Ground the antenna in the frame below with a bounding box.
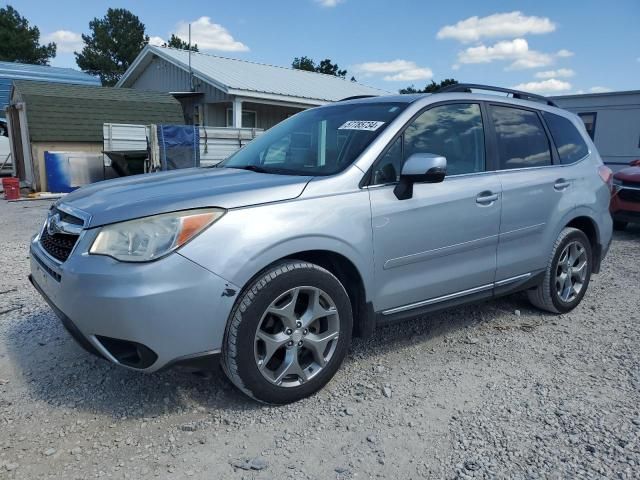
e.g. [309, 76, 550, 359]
[188, 23, 193, 92]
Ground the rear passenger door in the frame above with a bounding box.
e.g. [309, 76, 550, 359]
[489, 104, 577, 282]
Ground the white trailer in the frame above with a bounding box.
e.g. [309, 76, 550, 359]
[103, 123, 263, 171]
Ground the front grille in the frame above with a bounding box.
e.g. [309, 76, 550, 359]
[619, 188, 640, 203]
[40, 228, 79, 262]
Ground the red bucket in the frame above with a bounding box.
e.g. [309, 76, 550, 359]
[2, 177, 20, 200]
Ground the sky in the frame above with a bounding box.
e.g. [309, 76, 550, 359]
[7, 0, 640, 95]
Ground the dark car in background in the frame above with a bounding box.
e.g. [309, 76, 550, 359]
[611, 159, 640, 230]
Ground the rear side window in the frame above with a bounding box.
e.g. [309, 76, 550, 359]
[490, 105, 551, 170]
[542, 112, 589, 164]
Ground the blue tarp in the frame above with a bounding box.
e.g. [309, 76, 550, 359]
[157, 125, 200, 170]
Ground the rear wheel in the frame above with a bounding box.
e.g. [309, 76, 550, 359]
[613, 220, 628, 231]
[221, 261, 352, 404]
[527, 227, 592, 314]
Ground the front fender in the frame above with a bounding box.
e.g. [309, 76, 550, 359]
[178, 191, 374, 300]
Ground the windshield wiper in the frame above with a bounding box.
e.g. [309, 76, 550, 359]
[225, 165, 272, 173]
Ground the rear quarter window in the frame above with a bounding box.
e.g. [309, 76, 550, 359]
[542, 112, 589, 164]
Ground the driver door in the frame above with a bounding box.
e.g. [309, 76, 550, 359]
[368, 102, 501, 314]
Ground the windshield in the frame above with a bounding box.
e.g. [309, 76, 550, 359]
[218, 102, 407, 176]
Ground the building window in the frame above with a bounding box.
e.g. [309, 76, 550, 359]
[226, 109, 257, 128]
[578, 112, 597, 140]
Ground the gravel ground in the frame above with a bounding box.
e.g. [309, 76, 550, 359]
[0, 199, 639, 480]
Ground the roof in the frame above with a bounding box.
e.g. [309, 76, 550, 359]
[551, 89, 640, 100]
[117, 45, 389, 105]
[0, 61, 100, 113]
[12, 80, 185, 142]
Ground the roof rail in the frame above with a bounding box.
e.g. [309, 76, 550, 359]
[436, 83, 558, 107]
[338, 95, 378, 102]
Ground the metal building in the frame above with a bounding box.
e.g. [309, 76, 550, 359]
[116, 45, 388, 129]
[0, 61, 100, 115]
[553, 90, 640, 172]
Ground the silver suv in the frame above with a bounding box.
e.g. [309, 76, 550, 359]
[30, 84, 613, 404]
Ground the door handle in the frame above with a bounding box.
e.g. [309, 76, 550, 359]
[554, 179, 571, 191]
[476, 191, 499, 205]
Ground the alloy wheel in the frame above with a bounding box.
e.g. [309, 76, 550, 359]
[254, 286, 340, 387]
[555, 240, 588, 303]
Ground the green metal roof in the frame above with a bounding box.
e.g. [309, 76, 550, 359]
[13, 80, 184, 142]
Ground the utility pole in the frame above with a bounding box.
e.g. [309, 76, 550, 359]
[188, 23, 194, 92]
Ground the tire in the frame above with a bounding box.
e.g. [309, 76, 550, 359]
[613, 220, 628, 231]
[221, 260, 353, 404]
[527, 227, 593, 314]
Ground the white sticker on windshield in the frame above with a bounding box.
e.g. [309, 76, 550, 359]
[338, 120, 385, 131]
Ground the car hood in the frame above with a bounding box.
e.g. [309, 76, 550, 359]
[614, 165, 640, 184]
[59, 168, 312, 228]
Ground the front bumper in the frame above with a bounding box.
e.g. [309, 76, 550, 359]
[29, 237, 239, 372]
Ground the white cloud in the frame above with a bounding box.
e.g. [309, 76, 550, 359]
[457, 38, 553, 70]
[353, 60, 433, 82]
[43, 30, 83, 53]
[354, 60, 417, 74]
[315, 0, 343, 6]
[556, 49, 574, 57]
[174, 17, 248, 52]
[384, 68, 433, 82]
[437, 11, 555, 43]
[148, 36, 165, 47]
[512, 78, 572, 93]
[589, 86, 611, 93]
[535, 68, 574, 79]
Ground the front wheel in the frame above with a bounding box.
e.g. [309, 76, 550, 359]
[527, 227, 592, 314]
[221, 261, 353, 404]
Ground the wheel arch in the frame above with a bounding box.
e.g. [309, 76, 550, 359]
[236, 248, 375, 339]
[562, 213, 602, 273]
[281, 250, 374, 339]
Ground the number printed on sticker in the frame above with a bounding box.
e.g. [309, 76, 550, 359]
[338, 120, 385, 131]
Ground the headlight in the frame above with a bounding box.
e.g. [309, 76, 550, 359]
[90, 208, 225, 262]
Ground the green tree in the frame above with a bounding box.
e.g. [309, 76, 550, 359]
[0, 5, 56, 64]
[165, 34, 198, 52]
[400, 78, 458, 94]
[76, 8, 149, 86]
[315, 58, 347, 78]
[292, 56, 349, 79]
[292, 56, 316, 72]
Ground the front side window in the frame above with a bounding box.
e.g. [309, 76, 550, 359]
[220, 102, 408, 176]
[372, 103, 485, 183]
[578, 112, 597, 140]
[542, 112, 589, 164]
[491, 105, 551, 170]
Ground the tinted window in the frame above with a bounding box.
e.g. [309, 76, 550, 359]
[371, 103, 485, 184]
[372, 136, 402, 184]
[543, 112, 589, 164]
[404, 104, 485, 176]
[491, 106, 551, 169]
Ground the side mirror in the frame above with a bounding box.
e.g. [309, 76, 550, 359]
[394, 153, 447, 200]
